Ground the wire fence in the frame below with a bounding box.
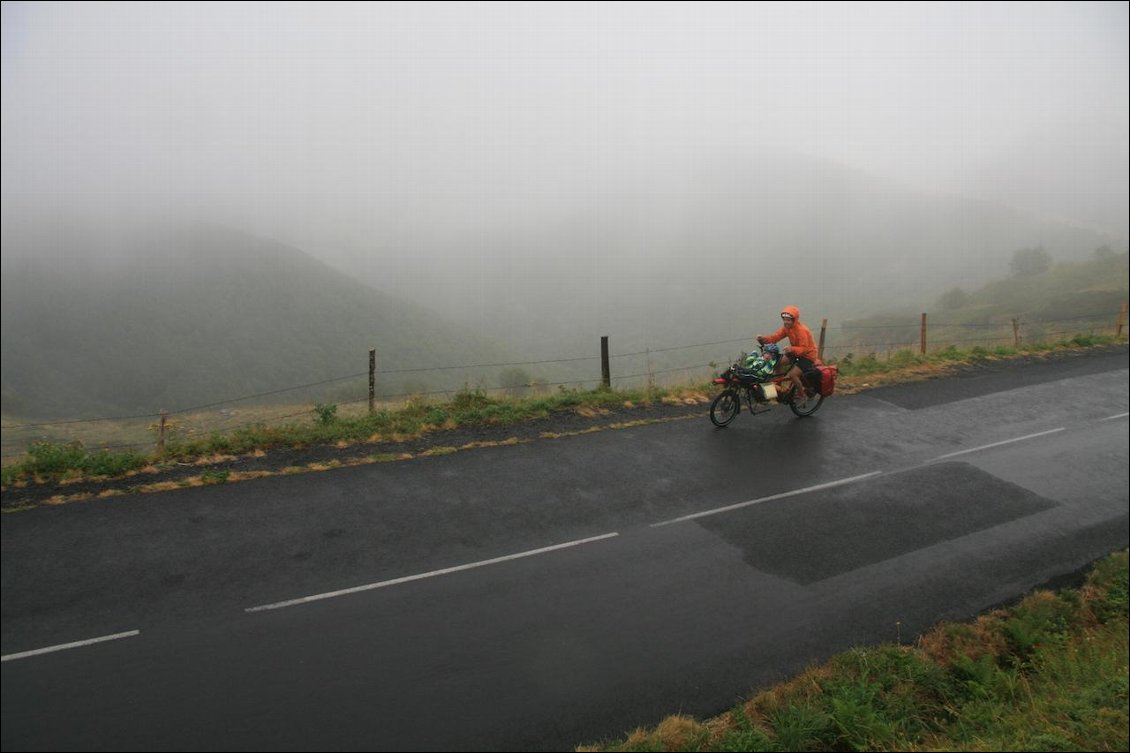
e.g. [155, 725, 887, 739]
[2, 306, 1125, 461]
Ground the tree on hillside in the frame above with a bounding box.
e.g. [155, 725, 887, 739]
[937, 287, 969, 310]
[499, 367, 531, 397]
[1010, 246, 1052, 277]
[402, 379, 430, 398]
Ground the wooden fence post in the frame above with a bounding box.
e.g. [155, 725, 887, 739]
[920, 313, 927, 355]
[1012, 318, 1021, 347]
[368, 348, 376, 414]
[1118, 303, 1127, 338]
[157, 409, 168, 454]
[818, 318, 827, 360]
[600, 336, 611, 389]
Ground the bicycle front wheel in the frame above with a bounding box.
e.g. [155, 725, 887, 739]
[710, 389, 740, 427]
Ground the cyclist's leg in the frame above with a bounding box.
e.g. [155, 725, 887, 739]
[789, 354, 817, 397]
[786, 363, 806, 396]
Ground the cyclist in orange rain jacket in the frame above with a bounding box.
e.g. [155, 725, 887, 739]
[757, 305, 818, 404]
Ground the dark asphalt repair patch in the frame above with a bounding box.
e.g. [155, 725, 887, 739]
[697, 462, 1059, 584]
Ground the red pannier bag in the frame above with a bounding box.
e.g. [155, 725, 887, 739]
[818, 364, 839, 396]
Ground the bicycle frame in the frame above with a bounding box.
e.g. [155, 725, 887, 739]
[709, 347, 825, 425]
[719, 369, 795, 412]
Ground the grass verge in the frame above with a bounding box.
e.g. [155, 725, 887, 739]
[1, 336, 1124, 490]
[0, 384, 711, 489]
[833, 334, 1122, 379]
[577, 549, 1129, 752]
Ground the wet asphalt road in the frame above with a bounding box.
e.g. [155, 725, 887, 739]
[2, 346, 1127, 751]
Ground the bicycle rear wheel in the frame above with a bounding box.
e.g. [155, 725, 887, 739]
[789, 390, 824, 417]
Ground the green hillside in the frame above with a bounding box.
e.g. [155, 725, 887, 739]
[0, 220, 515, 419]
[832, 249, 1129, 355]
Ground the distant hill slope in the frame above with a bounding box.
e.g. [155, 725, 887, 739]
[1, 220, 515, 419]
[369, 151, 1125, 360]
[833, 250, 1129, 352]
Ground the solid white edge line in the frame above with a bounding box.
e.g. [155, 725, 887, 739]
[246, 532, 620, 612]
[932, 427, 1066, 461]
[650, 471, 883, 527]
[1101, 412, 1129, 421]
[1, 630, 140, 663]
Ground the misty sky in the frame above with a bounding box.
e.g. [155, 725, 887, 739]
[3, 1, 1128, 257]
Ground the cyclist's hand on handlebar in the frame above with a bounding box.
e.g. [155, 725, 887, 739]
[756, 335, 766, 344]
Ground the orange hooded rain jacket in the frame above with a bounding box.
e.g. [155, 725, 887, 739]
[762, 305, 818, 361]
